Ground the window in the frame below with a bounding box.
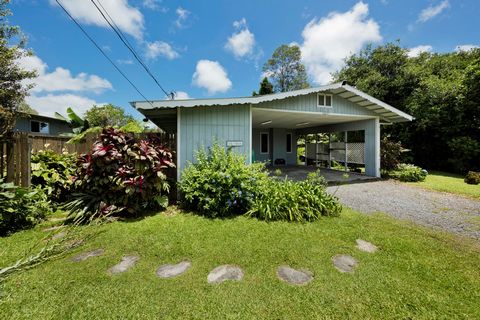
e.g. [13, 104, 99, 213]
[318, 93, 333, 107]
[286, 133, 292, 153]
[260, 132, 269, 154]
[30, 120, 49, 134]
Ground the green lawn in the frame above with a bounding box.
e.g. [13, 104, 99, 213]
[1, 208, 479, 319]
[406, 170, 480, 199]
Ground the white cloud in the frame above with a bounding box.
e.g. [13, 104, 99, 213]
[225, 18, 256, 58]
[50, 0, 144, 39]
[418, 0, 450, 23]
[142, 0, 168, 12]
[455, 44, 479, 52]
[300, 1, 381, 84]
[25, 94, 103, 117]
[173, 91, 191, 100]
[174, 7, 190, 29]
[192, 60, 232, 95]
[407, 45, 433, 57]
[18, 53, 112, 94]
[145, 41, 179, 60]
[117, 58, 134, 65]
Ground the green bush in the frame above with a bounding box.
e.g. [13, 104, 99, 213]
[65, 128, 174, 222]
[381, 137, 402, 172]
[31, 147, 76, 202]
[179, 143, 269, 218]
[464, 171, 480, 185]
[0, 180, 51, 236]
[389, 163, 428, 182]
[247, 172, 341, 222]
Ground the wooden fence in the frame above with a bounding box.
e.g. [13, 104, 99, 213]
[1, 132, 177, 188]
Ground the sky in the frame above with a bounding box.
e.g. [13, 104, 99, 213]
[10, 0, 480, 119]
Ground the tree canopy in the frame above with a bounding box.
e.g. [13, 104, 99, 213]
[334, 42, 480, 173]
[0, 0, 36, 136]
[252, 77, 274, 96]
[263, 44, 309, 92]
[84, 104, 136, 128]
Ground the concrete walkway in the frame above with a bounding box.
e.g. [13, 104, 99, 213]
[269, 166, 376, 184]
[327, 180, 480, 240]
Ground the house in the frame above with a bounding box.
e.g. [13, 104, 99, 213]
[14, 113, 72, 136]
[131, 82, 413, 179]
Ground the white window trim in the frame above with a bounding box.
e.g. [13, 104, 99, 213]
[317, 93, 333, 108]
[286, 132, 292, 153]
[30, 120, 50, 134]
[260, 132, 269, 154]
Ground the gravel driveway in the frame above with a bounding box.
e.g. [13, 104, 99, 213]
[327, 180, 480, 239]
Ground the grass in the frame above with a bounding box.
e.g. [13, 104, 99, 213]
[405, 170, 480, 199]
[1, 207, 480, 319]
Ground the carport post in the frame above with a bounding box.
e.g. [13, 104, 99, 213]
[328, 133, 331, 168]
[344, 131, 348, 172]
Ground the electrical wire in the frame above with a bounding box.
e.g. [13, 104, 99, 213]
[90, 0, 173, 99]
[53, 0, 155, 108]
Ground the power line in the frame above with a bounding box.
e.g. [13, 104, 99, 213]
[53, 0, 155, 108]
[90, 0, 173, 99]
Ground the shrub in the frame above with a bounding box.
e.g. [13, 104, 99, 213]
[66, 128, 174, 222]
[464, 171, 480, 185]
[179, 143, 269, 218]
[247, 172, 341, 222]
[31, 147, 76, 202]
[381, 137, 402, 172]
[389, 163, 428, 182]
[0, 180, 50, 236]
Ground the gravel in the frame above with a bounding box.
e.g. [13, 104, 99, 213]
[327, 180, 480, 240]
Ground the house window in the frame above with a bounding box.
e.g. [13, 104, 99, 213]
[318, 93, 333, 107]
[260, 132, 269, 154]
[30, 120, 49, 134]
[286, 133, 292, 153]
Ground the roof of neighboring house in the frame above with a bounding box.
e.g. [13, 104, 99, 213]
[131, 82, 413, 123]
[18, 112, 69, 123]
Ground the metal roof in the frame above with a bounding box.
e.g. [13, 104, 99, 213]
[131, 82, 413, 123]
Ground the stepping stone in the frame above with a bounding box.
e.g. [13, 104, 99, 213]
[108, 255, 140, 275]
[156, 261, 191, 278]
[356, 239, 378, 253]
[48, 217, 66, 222]
[332, 254, 358, 273]
[44, 231, 67, 242]
[71, 248, 105, 262]
[277, 265, 313, 286]
[207, 265, 244, 284]
[43, 225, 64, 232]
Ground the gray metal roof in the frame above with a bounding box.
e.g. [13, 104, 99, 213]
[131, 82, 413, 123]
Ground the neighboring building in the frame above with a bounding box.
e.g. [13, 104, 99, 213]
[131, 82, 413, 179]
[14, 113, 73, 136]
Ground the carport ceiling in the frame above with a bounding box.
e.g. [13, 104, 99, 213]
[252, 108, 374, 129]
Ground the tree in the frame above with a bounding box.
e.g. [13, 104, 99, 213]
[333, 42, 480, 173]
[0, 0, 36, 136]
[252, 77, 274, 96]
[263, 44, 309, 92]
[84, 104, 135, 128]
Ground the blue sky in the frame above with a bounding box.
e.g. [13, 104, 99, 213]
[12, 0, 479, 119]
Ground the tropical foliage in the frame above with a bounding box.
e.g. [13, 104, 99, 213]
[0, 180, 50, 236]
[31, 147, 76, 202]
[84, 104, 138, 128]
[388, 164, 428, 182]
[464, 171, 480, 185]
[65, 128, 174, 222]
[334, 42, 480, 174]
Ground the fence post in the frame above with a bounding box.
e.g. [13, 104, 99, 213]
[6, 140, 14, 183]
[20, 133, 31, 187]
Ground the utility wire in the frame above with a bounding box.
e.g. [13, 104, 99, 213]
[90, 0, 173, 99]
[54, 0, 155, 108]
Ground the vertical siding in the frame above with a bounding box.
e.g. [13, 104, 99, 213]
[252, 128, 297, 165]
[255, 92, 378, 117]
[179, 105, 251, 173]
[14, 116, 72, 135]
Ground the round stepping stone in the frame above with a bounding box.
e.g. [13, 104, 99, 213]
[156, 261, 191, 278]
[356, 239, 378, 253]
[71, 248, 105, 262]
[277, 265, 313, 286]
[332, 254, 358, 273]
[207, 265, 244, 284]
[108, 255, 140, 275]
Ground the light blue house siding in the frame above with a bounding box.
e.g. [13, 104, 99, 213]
[255, 93, 379, 117]
[252, 128, 297, 165]
[14, 115, 72, 136]
[178, 105, 251, 178]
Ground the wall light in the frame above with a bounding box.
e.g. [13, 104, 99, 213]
[261, 120, 272, 125]
[295, 122, 310, 126]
